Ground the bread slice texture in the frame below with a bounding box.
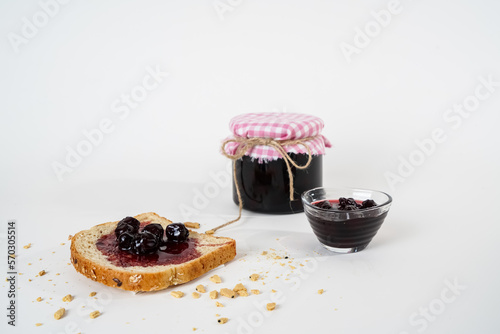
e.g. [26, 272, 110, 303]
[70, 212, 236, 292]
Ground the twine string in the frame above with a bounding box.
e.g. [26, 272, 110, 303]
[206, 136, 316, 234]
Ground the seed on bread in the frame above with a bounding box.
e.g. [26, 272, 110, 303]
[112, 278, 122, 287]
[210, 275, 222, 284]
[54, 308, 65, 320]
[196, 285, 206, 293]
[209, 290, 218, 299]
[170, 291, 184, 298]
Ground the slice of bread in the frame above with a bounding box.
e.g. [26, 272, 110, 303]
[70, 212, 236, 292]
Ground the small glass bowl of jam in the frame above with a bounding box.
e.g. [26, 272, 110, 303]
[301, 187, 392, 253]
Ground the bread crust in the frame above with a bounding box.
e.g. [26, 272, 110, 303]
[70, 212, 236, 292]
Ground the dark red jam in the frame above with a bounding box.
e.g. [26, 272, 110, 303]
[233, 153, 322, 214]
[306, 199, 388, 252]
[96, 232, 201, 268]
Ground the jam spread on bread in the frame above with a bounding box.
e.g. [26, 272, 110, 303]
[96, 233, 200, 267]
[96, 218, 200, 267]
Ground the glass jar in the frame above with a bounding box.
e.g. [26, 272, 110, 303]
[233, 153, 323, 214]
[223, 112, 330, 214]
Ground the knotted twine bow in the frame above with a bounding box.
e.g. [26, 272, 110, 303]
[206, 136, 317, 234]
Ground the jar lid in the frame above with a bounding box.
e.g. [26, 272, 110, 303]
[223, 112, 331, 162]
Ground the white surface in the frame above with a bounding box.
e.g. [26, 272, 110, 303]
[1, 1, 500, 333]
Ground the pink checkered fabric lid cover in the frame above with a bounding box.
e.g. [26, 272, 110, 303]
[223, 112, 331, 162]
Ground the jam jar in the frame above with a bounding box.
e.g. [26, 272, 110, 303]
[222, 112, 331, 214]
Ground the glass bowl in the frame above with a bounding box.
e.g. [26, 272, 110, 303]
[301, 187, 392, 253]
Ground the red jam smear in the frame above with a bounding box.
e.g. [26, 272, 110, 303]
[96, 232, 201, 268]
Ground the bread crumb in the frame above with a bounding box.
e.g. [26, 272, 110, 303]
[237, 290, 249, 297]
[90, 310, 100, 319]
[68, 235, 73, 240]
[39, 270, 46, 276]
[233, 283, 246, 292]
[89, 292, 97, 297]
[184, 222, 200, 229]
[249, 274, 259, 281]
[196, 285, 206, 293]
[170, 291, 184, 298]
[318, 289, 324, 295]
[60, 243, 65, 246]
[36, 297, 42, 302]
[210, 275, 221, 284]
[206, 230, 215, 235]
[62, 294, 73, 302]
[271, 289, 277, 293]
[54, 308, 65, 320]
[251, 289, 260, 295]
[266, 303, 276, 311]
[23, 243, 31, 249]
[289, 265, 296, 270]
[215, 301, 224, 307]
[209, 290, 218, 299]
[193, 328, 197, 331]
[35, 323, 42, 326]
[192, 292, 201, 299]
[261, 251, 268, 255]
[220, 288, 235, 299]
[217, 317, 228, 324]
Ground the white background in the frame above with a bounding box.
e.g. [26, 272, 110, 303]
[1, 0, 500, 333]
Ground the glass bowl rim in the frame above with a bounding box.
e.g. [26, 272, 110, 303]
[301, 186, 393, 214]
